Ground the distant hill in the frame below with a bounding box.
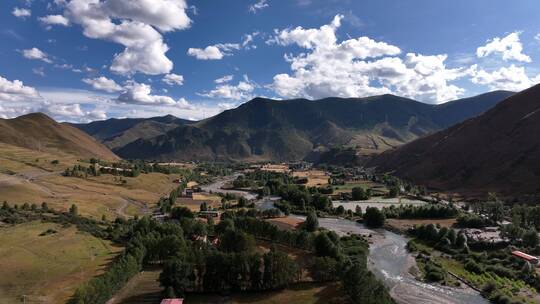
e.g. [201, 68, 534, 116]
[368, 85, 540, 197]
[0, 113, 119, 160]
[71, 115, 193, 150]
[104, 91, 512, 162]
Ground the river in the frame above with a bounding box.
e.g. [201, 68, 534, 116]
[201, 176, 489, 304]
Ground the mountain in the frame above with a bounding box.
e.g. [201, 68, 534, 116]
[368, 85, 540, 197]
[0, 113, 119, 160]
[72, 115, 192, 150]
[109, 91, 512, 162]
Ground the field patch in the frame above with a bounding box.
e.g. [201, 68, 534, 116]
[0, 221, 120, 304]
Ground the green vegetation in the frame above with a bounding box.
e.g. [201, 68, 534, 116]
[363, 207, 385, 228]
[408, 224, 540, 303]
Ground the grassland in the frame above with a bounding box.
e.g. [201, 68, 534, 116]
[186, 282, 349, 304]
[0, 221, 121, 304]
[0, 143, 182, 219]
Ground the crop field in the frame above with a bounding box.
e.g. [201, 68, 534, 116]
[292, 170, 329, 187]
[0, 221, 121, 304]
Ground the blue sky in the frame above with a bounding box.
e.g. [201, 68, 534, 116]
[2, 0, 540, 122]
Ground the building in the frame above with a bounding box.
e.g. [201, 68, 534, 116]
[160, 299, 183, 304]
[512, 251, 539, 265]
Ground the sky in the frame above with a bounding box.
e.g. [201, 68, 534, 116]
[2, 0, 540, 122]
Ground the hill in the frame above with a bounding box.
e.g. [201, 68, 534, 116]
[71, 115, 192, 150]
[110, 91, 512, 162]
[368, 85, 540, 197]
[0, 113, 119, 160]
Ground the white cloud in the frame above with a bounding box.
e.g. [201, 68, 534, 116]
[39, 15, 70, 26]
[60, 0, 192, 75]
[0, 76, 41, 103]
[32, 67, 46, 77]
[117, 81, 193, 108]
[476, 32, 531, 63]
[22, 48, 52, 63]
[470, 64, 540, 91]
[187, 43, 241, 60]
[200, 75, 255, 101]
[45, 103, 85, 117]
[163, 73, 184, 86]
[82, 76, 123, 93]
[269, 15, 467, 103]
[242, 32, 260, 50]
[12, 7, 31, 18]
[249, 0, 269, 13]
[215, 75, 234, 84]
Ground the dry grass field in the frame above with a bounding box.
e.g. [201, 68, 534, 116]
[386, 218, 457, 231]
[0, 221, 121, 304]
[292, 170, 329, 187]
[186, 282, 349, 304]
[109, 267, 162, 304]
[265, 217, 303, 231]
[0, 143, 182, 219]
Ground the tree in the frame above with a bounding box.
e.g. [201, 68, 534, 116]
[160, 257, 193, 297]
[355, 205, 363, 217]
[364, 207, 385, 228]
[305, 211, 319, 232]
[314, 233, 339, 258]
[170, 207, 194, 219]
[238, 197, 248, 208]
[388, 186, 399, 198]
[522, 229, 539, 248]
[352, 187, 370, 200]
[69, 204, 78, 217]
[219, 229, 255, 253]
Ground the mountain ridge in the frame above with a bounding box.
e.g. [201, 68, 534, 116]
[103, 91, 513, 161]
[367, 85, 540, 197]
[0, 113, 119, 160]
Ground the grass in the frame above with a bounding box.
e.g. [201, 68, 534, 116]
[109, 267, 162, 304]
[0, 221, 121, 304]
[0, 144, 182, 219]
[186, 282, 349, 304]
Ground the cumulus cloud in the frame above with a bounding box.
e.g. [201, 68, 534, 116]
[39, 15, 70, 26]
[12, 7, 31, 18]
[188, 34, 259, 60]
[82, 76, 123, 93]
[476, 32, 531, 62]
[187, 43, 241, 60]
[117, 81, 193, 108]
[200, 75, 255, 101]
[162, 73, 184, 86]
[470, 64, 540, 91]
[45, 103, 85, 117]
[22, 48, 52, 63]
[249, 0, 269, 13]
[215, 75, 234, 84]
[0, 76, 41, 103]
[269, 15, 467, 103]
[0, 75, 43, 119]
[58, 0, 192, 75]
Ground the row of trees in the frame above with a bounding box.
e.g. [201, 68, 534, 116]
[382, 204, 459, 219]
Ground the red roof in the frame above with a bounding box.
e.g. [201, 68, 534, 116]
[512, 251, 538, 262]
[161, 299, 183, 304]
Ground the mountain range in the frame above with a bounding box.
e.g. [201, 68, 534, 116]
[73, 91, 513, 162]
[368, 85, 540, 197]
